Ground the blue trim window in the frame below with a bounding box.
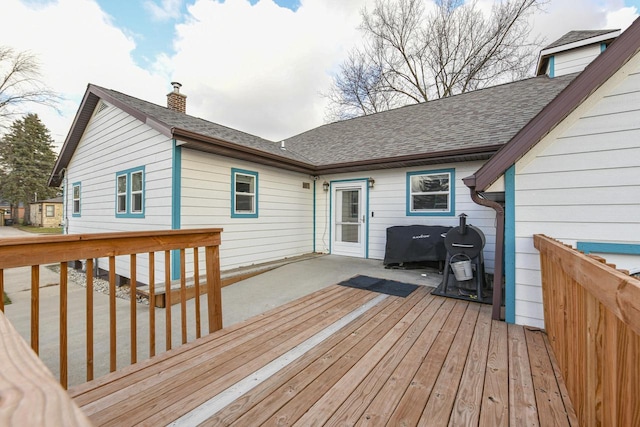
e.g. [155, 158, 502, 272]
[231, 168, 258, 218]
[115, 166, 145, 218]
[72, 182, 81, 217]
[406, 168, 455, 216]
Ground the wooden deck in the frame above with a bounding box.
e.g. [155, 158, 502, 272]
[68, 284, 577, 426]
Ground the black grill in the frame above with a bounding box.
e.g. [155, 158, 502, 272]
[432, 214, 490, 303]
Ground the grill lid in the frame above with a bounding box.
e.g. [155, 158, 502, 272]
[444, 214, 486, 259]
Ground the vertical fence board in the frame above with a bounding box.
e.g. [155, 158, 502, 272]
[164, 250, 172, 351]
[180, 249, 187, 345]
[130, 254, 137, 365]
[193, 248, 201, 339]
[60, 262, 68, 389]
[205, 245, 222, 333]
[109, 256, 116, 373]
[86, 258, 94, 382]
[31, 266, 39, 354]
[148, 252, 155, 358]
[0, 269, 4, 312]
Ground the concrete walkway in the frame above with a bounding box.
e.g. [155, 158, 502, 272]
[0, 226, 443, 387]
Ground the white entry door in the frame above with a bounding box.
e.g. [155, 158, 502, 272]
[332, 181, 367, 258]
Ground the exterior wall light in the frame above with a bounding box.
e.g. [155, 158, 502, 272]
[368, 178, 375, 189]
[323, 181, 330, 192]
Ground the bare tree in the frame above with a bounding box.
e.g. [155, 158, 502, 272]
[326, 0, 546, 120]
[325, 49, 402, 121]
[0, 46, 60, 128]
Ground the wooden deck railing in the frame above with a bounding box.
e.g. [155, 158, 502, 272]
[0, 228, 223, 389]
[534, 234, 640, 427]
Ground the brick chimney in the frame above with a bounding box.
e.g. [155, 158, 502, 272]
[167, 82, 187, 113]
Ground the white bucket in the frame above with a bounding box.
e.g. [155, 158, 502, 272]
[450, 254, 473, 281]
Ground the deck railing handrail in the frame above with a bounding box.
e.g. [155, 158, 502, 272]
[0, 228, 223, 390]
[534, 234, 640, 427]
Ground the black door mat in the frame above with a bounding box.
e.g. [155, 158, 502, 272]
[338, 275, 419, 298]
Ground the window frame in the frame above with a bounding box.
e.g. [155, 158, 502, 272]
[115, 166, 145, 218]
[45, 205, 55, 217]
[72, 182, 81, 217]
[406, 168, 455, 216]
[231, 168, 259, 218]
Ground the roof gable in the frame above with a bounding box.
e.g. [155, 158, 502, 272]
[466, 17, 640, 192]
[543, 29, 619, 51]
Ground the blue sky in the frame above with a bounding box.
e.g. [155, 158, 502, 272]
[3, 0, 640, 144]
[96, 0, 300, 68]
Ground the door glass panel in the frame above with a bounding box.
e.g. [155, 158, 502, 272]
[338, 189, 360, 243]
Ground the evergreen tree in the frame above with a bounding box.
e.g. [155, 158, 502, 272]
[0, 114, 58, 223]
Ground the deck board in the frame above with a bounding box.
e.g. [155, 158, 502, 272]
[69, 284, 576, 426]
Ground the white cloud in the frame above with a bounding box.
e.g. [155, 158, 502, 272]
[0, 0, 638, 145]
[1, 0, 168, 142]
[531, 0, 637, 47]
[163, 0, 368, 140]
[144, 0, 184, 22]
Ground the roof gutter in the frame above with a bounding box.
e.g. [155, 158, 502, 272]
[464, 177, 504, 320]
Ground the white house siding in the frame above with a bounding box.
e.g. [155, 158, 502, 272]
[317, 161, 497, 272]
[64, 101, 174, 284]
[554, 44, 601, 77]
[513, 52, 640, 328]
[180, 149, 314, 271]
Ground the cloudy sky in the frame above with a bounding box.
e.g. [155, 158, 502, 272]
[2, 0, 639, 147]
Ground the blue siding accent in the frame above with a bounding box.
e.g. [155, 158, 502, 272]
[313, 180, 316, 253]
[114, 166, 145, 218]
[366, 184, 370, 259]
[406, 168, 456, 216]
[172, 141, 181, 231]
[231, 168, 259, 219]
[171, 140, 182, 280]
[549, 56, 555, 78]
[504, 165, 516, 324]
[577, 242, 640, 256]
[72, 182, 81, 217]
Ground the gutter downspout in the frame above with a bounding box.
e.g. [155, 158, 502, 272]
[468, 186, 504, 321]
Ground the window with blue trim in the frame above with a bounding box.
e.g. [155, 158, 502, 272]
[231, 168, 258, 218]
[72, 182, 81, 217]
[115, 167, 145, 218]
[406, 169, 455, 216]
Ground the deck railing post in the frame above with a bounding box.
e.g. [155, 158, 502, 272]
[130, 254, 137, 364]
[149, 251, 156, 358]
[0, 269, 4, 312]
[205, 245, 222, 333]
[60, 261, 68, 389]
[164, 250, 172, 351]
[31, 265, 39, 354]
[86, 258, 94, 382]
[109, 256, 116, 373]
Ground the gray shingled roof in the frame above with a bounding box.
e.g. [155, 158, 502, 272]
[283, 74, 575, 165]
[51, 73, 576, 187]
[544, 29, 618, 50]
[98, 87, 312, 164]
